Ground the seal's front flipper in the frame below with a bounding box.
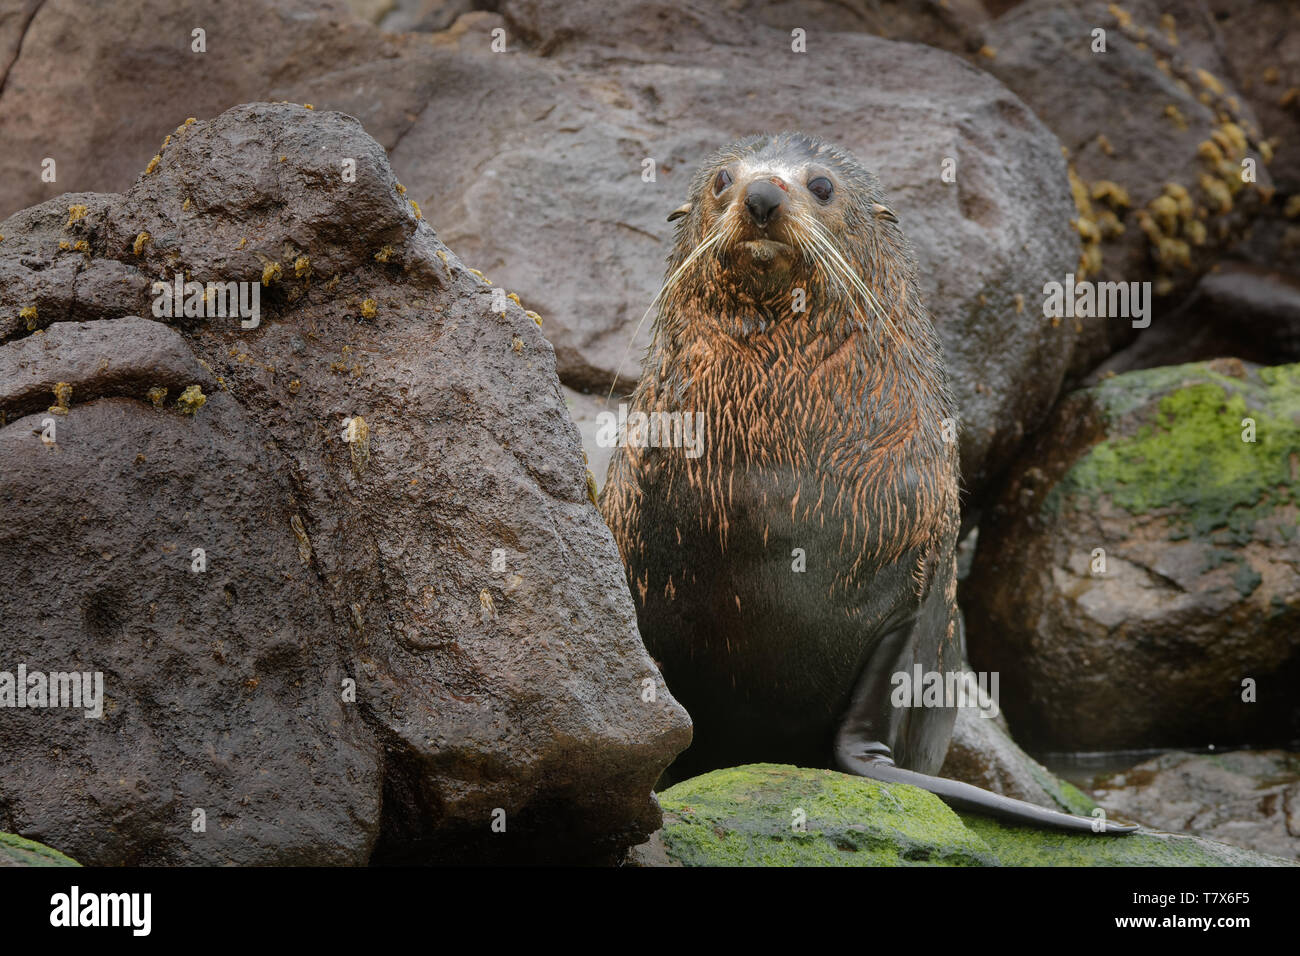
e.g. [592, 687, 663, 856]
[835, 746, 1139, 834]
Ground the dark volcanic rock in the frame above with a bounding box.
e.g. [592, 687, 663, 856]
[965, 358, 1300, 753]
[0, 102, 690, 865]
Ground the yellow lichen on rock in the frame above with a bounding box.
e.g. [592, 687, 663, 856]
[1197, 138, 1225, 164]
[175, 384, 206, 415]
[290, 514, 312, 563]
[1198, 174, 1233, 213]
[1090, 180, 1130, 209]
[360, 298, 377, 319]
[294, 255, 311, 279]
[144, 154, 161, 175]
[132, 231, 151, 255]
[1196, 69, 1224, 96]
[261, 261, 282, 285]
[49, 382, 72, 415]
[19, 305, 38, 330]
[1067, 165, 1103, 280]
[345, 415, 370, 476]
[1096, 210, 1125, 238]
[65, 205, 88, 228]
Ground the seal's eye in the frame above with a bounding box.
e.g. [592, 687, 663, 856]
[713, 169, 733, 196]
[807, 177, 834, 202]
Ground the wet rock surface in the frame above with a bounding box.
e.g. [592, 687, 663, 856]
[1091, 750, 1300, 862]
[0, 102, 690, 865]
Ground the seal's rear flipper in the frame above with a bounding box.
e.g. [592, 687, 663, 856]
[835, 748, 1139, 834]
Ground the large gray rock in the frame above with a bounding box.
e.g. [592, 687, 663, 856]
[394, 19, 1083, 498]
[0, 0, 440, 219]
[0, 102, 690, 865]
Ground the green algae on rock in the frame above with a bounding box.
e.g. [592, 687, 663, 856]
[1050, 360, 1300, 543]
[966, 358, 1300, 752]
[652, 764, 998, 867]
[0, 833, 80, 867]
[959, 815, 1294, 867]
[638, 765, 1297, 867]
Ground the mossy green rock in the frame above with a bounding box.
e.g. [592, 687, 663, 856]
[1049, 360, 1300, 543]
[961, 815, 1293, 866]
[0, 833, 80, 867]
[646, 765, 1296, 866]
[653, 764, 997, 866]
[965, 358, 1300, 752]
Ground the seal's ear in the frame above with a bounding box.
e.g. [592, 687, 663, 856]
[667, 202, 693, 223]
[872, 203, 898, 223]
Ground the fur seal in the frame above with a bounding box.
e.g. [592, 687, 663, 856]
[601, 132, 1135, 833]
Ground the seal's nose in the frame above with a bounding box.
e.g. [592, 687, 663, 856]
[744, 181, 786, 227]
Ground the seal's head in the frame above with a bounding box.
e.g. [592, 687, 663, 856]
[665, 132, 901, 302]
